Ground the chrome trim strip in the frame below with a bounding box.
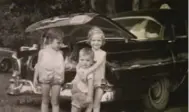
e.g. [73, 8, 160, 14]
[112, 16, 162, 26]
[77, 37, 125, 43]
[12, 57, 21, 75]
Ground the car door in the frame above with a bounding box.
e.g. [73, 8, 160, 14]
[169, 18, 188, 81]
[111, 17, 174, 99]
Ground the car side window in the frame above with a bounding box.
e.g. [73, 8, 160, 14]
[114, 18, 162, 41]
[90, 17, 126, 39]
[145, 20, 161, 40]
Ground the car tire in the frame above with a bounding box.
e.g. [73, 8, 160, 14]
[0, 59, 11, 72]
[143, 78, 170, 111]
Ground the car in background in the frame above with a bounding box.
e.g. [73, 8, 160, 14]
[111, 9, 188, 110]
[9, 9, 188, 111]
[0, 46, 17, 72]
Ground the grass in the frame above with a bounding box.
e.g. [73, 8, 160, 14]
[0, 73, 187, 112]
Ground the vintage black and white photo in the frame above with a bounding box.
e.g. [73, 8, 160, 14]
[0, 0, 188, 112]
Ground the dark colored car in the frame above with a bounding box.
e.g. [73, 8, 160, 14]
[10, 9, 188, 111]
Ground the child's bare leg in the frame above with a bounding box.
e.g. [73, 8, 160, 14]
[51, 85, 61, 112]
[71, 105, 81, 112]
[85, 103, 93, 112]
[41, 84, 51, 112]
[93, 87, 104, 112]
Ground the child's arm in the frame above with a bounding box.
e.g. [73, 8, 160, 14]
[55, 51, 65, 81]
[33, 50, 43, 85]
[87, 74, 94, 102]
[75, 62, 82, 73]
[33, 69, 39, 86]
[85, 52, 106, 75]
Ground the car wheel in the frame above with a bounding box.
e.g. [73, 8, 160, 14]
[0, 59, 11, 72]
[143, 78, 170, 111]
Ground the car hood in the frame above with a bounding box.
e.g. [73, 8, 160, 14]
[0, 48, 14, 53]
[0, 47, 15, 58]
[25, 13, 135, 43]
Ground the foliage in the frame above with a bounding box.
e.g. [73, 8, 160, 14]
[0, 0, 90, 50]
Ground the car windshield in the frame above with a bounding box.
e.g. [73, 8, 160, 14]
[114, 18, 162, 40]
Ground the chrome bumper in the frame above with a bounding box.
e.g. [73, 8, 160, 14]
[7, 79, 116, 103]
[11, 56, 21, 76]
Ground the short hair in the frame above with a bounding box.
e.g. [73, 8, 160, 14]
[79, 47, 94, 60]
[44, 27, 64, 44]
[87, 26, 106, 45]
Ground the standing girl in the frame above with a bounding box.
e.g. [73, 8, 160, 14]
[84, 26, 106, 112]
[33, 28, 65, 112]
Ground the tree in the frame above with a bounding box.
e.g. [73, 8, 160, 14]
[106, 0, 116, 17]
[90, 0, 116, 16]
[0, 0, 91, 49]
[132, 0, 140, 11]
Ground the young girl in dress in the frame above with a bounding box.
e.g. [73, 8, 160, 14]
[33, 28, 65, 112]
[83, 26, 106, 112]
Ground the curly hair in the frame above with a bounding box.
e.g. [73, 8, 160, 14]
[44, 27, 64, 45]
[87, 26, 106, 46]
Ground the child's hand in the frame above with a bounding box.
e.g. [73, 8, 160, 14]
[83, 70, 89, 75]
[54, 71, 64, 82]
[65, 82, 73, 89]
[33, 78, 38, 87]
[85, 96, 93, 104]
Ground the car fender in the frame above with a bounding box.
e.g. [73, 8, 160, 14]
[0, 57, 12, 63]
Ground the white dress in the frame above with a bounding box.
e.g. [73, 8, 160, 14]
[93, 49, 106, 87]
[37, 47, 65, 84]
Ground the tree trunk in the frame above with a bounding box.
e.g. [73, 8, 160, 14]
[140, 0, 152, 9]
[90, 0, 96, 11]
[132, 0, 153, 10]
[132, 0, 140, 11]
[106, 0, 116, 17]
[90, 0, 116, 16]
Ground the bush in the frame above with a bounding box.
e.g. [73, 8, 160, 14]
[0, 0, 90, 50]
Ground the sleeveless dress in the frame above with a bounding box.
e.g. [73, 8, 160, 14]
[93, 49, 106, 87]
[37, 47, 65, 85]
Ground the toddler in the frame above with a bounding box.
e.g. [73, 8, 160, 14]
[71, 47, 94, 112]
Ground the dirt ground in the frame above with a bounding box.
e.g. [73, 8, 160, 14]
[0, 73, 74, 112]
[0, 73, 41, 112]
[0, 73, 187, 112]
